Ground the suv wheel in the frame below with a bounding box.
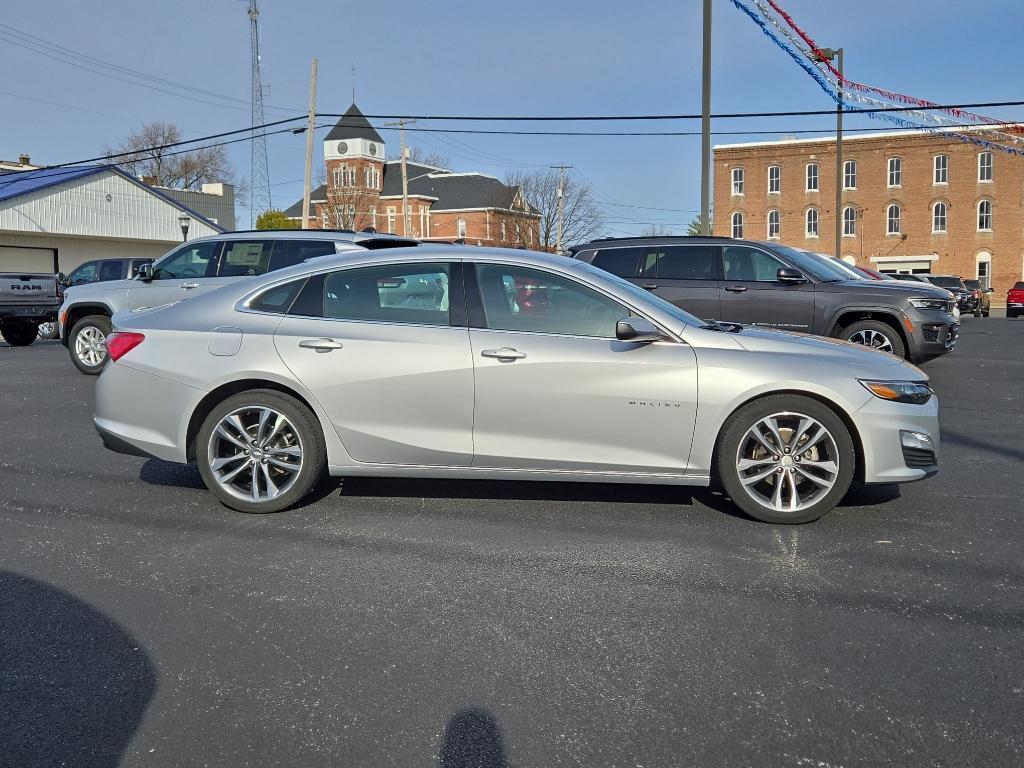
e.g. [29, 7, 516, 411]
[841, 319, 906, 359]
[1, 322, 39, 347]
[69, 315, 112, 375]
[716, 395, 856, 524]
[37, 321, 58, 340]
[196, 390, 326, 514]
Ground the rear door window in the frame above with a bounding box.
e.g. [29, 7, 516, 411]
[97, 259, 126, 282]
[269, 240, 338, 271]
[643, 245, 720, 280]
[218, 240, 275, 277]
[591, 247, 641, 278]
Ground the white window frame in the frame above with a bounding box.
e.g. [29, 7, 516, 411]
[370, 205, 377, 229]
[978, 151, 993, 183]
[731, 167, 745, 196]
[978, 199, 993, 231]
[457, 218, 467, 238]
[976, 251, 992, 290]
[731, 211, 744, 238]
[842, 206, 856, 237]
[932, 201, 947, 233]
[768, 164, 781, 194]
[805, 207, 819, 238]
[886, 203, 901, 235]
[386, 206, 396, 233]
[934, 154, 949, 185]
[332, 167, 342, 188]
[501, 219, 507, 241]
[887, 157, 902, 188]
[767, 209, 780, 239]
[806, 162, 819, 192]
[843, 159, 857, 190]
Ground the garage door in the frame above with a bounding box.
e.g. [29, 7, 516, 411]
[0, 245, 58, 273]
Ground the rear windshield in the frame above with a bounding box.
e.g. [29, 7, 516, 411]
[1014, 282, 1024, 290]
[928, 276, 963, 288]
[963, 280, 981, 289]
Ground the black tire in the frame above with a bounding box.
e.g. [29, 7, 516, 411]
[1008, 309, 1019, 319]
[195, 389, 326, 514]
[973, 308, 982, 318]
[1, 322, 38, 347]
[982, 308, 990, 317]
[68, 314, 112, 375]
[715, 394, 856, 524]
[841, 319, 907, 359]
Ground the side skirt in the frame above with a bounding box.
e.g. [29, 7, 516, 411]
[327, 463, 710, 487]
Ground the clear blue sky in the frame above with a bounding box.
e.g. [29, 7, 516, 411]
[3, 0, 1023, 234]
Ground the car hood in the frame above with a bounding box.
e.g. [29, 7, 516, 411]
[729, 326, 927, 379]
[65, 278, 135, 299]
[820, 279, 951, 298]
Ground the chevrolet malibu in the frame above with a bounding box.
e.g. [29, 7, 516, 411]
[94, 246, 939, 524]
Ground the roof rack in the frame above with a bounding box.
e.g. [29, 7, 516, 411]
[585, 235, 735, 244]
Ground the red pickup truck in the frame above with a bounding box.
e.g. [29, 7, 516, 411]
[1008, 282, 1024, 319]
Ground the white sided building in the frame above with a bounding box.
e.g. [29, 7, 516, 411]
[0, 164, 224, 274]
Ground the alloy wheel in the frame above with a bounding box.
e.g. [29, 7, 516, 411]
[735, 411, 840, 514]
[37, 322, 56, 339]
[75, 326, 107, 367]
[847, 328, 893, 353]
[207, 406, 304, 503]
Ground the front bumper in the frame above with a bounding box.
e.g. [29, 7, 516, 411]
[907, 313, 958, 357]
[855, 395, 941, 485]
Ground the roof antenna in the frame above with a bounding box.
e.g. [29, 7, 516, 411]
[351, 61, 356, 104]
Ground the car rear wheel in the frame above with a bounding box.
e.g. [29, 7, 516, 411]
[716, 395, 856, 524]
[196, 389, 326, 514]
[841, 319, 906, 359]
[69, 315, 112, 374]
[1, 321, 38, 347]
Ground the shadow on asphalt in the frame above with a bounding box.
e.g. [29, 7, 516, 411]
[438, 708, 507, 768]
[942, 428, 1024, 462]
[0, 571, 155, 767]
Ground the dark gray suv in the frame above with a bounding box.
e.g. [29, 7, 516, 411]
[570, 236, 958, 362]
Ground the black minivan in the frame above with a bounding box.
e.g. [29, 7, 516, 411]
[570, 236, 959, 362]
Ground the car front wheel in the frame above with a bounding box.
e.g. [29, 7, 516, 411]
[69, 315, 112, 374]
[716, 395, 856, 524]
[196, 389, 326, 514]
[841, 319, 906, 359]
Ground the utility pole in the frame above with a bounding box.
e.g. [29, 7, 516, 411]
[551, 163, 571, 253]
[385, 118, 417, 236]
[301, 58, 318, 229]
[700, 0, 712, 236]
[818, 47, 844, 260]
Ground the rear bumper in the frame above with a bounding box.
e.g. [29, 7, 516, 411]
[0, 305, 58, 323]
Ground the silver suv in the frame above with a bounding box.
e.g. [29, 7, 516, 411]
[58, 230, 415, 374]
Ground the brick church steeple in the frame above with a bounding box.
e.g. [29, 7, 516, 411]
[322, 103, 385, 230]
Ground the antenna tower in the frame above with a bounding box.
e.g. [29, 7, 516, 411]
[247, 0, 272, 225]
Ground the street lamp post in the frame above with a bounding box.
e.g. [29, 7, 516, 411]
[178, 213, 191, 242]
[817, 47, 844, 261]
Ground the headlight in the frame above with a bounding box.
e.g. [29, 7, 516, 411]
[859, 379, 933, 405]
[909, 298, 948, 310]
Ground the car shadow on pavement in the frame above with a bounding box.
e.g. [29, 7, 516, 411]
[438, 708, 507, 768]
[941, 428, 1024, 462]
[0, 570, 156, 767]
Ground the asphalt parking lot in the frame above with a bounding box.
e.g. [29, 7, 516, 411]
[1, 316, 1022, 767]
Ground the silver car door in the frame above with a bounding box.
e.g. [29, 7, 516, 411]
[273, 261, 474, 466]
[128, 240, 221, 309]
[469, 262, 699, 473]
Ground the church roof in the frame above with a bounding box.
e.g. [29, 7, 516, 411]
[324, 103, 384, 144]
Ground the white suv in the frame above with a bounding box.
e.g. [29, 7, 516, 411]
[59, 230, 415, 374]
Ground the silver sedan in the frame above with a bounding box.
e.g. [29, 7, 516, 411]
[94, 246, 939, 524]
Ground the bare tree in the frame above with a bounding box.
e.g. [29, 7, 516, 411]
[106, 121, 236, 190]
[641, 225, 675, 236]
[504, 169, 603, 251]
[387, 145, 451, 169]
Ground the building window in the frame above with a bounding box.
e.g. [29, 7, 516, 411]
[806, 163, 819, 191]
[805, 207, 819, 238]
[321, 210, 328, 228]
[978, 152, 993, 182]
[932, 201, 947, 233]
[731, 167, 744, 196]
[843, 160, 857, 189]
[347, 205, 356, 226]
[370, 206, 377, 230]
[886, 203, 901, 235]
[934, 154, 948, 184]
[420, 207, 427, 237]
[978, 199, 993, 231]
[501, 220, 507, 241]
[977, 251, 992, 290]
[888, 157, 902, 187]
[457, 218, 467, 238]
[386, 207, 396, 233]
[842, 206, 856, 237]
[731, 211, 744, 238]
[332, 167, 342, 188]
[768, 165, 781, 194]
[767, 209, 780, 239]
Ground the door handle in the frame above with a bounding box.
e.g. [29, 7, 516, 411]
[481, 347, 526, 361]
[179, 282, 201, 289]
[640, 283, 659, 290]
[724, 285, 748, 292]
[299, 338, 344, 353]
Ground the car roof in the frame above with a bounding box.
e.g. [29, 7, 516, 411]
[568, 235, 793, 253]
[179, 229, 419, 246]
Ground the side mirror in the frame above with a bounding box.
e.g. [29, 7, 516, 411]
[616, 316, 663, 343]
[777, 267, 807, 284]
[136, 263, 154, 282]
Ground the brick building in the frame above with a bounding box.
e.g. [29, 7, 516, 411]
[285, 104, 540, 246]
[712, 127, 1024, 301]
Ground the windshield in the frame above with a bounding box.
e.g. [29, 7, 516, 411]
[928, 276, 963, 289]
[767, 245, 852, 281]
[569, 260, 704, 326]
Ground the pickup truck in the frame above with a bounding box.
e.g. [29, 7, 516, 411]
[0, 273, 61, 346]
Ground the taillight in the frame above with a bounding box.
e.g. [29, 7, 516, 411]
[106, 332, 145, 361]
